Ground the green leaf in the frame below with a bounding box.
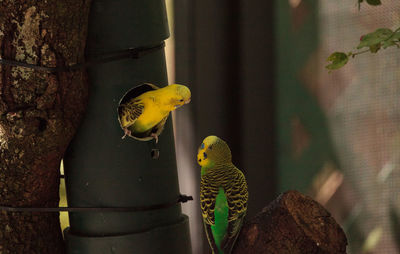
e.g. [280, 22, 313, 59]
[382, 40, 396, 49]
[369, 43, 381, 53]
[366, 0, 381, 5]
[326, 52, 349, 70]
[392, 29, 400, 40]
[382, 28, 400, 48]
[357, 28, 393, 49]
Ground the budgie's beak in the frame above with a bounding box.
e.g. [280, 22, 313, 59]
[185, 98, 191, 104]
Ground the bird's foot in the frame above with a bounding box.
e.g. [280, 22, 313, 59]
[122, 128, 131, 139]
[151, 133, 159, 143]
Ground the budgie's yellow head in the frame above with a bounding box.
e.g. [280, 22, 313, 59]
[197, 135, 232, 167]
[161, 84, 191, 110]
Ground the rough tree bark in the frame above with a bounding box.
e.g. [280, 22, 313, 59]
[233, 190, 348, 254]
[0, 1, 91, 253]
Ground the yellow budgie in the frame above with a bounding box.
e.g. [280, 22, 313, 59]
[118, 84, 191, 142]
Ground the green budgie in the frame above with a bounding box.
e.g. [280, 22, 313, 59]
[198, 135, 248, 254]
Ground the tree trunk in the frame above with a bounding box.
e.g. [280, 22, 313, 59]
[233, 190, 348, 254]
[0, 1, 91, 253]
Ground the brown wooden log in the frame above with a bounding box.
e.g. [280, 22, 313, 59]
[0, 1, 91, 253]
[233, 190, 347, 254]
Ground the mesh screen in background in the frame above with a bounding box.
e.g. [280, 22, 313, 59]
[319, 1, 400, 253]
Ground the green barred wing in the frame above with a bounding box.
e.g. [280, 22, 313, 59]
[200, 163, 248, 254]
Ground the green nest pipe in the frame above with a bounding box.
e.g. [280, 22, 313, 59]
[63, 0, 192, 253]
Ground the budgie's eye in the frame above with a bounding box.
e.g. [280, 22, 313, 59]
[200, 143, 205, 149]
[208, 145, 213, 150]
[179, 99, 184, 102]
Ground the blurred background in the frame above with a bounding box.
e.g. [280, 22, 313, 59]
[168, 0, 400, 254]
[58, 0, 400, 253]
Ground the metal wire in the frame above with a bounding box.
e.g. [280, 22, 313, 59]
[0, 194, 193, 213]
[0, 42, 165, 73]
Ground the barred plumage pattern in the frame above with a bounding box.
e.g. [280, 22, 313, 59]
[119, 99, 144, 128]
[200, 163, 248, 225]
